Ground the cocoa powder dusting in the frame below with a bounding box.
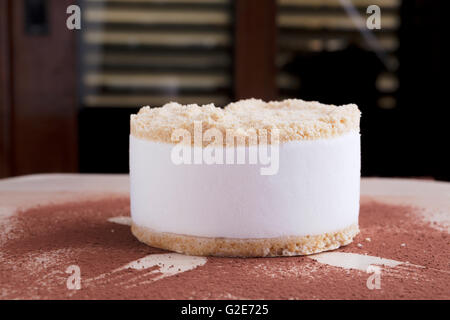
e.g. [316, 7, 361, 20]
[0, 196, 448, 299]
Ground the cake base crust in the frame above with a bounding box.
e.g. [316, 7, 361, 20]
[131, 223, 359, 257]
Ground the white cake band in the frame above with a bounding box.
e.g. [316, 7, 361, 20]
[130, 131, 360, 239]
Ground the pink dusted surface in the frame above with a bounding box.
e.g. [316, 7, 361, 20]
[0, 175, 448, 299]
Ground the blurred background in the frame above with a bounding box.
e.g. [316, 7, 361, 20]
[0, 0, 447, 180]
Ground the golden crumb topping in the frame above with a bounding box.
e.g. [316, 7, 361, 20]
[130, 98, 360, 146]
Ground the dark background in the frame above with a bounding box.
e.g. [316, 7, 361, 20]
[0, 0, 448, 180]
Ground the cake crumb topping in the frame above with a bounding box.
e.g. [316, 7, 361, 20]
[130, 98, 360, 145]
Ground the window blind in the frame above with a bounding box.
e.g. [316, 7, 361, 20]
[80, 0, 234, 108]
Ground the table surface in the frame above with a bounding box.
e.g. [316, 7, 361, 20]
[0, 174, 449, 299]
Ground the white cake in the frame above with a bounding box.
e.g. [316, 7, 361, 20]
[130, 98, 361, 257]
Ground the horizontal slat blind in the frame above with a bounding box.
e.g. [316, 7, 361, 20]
[80, 0, 233, 108]
[277, 0, 401, 109]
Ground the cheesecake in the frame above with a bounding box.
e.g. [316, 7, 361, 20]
[130, 99, 361, 257]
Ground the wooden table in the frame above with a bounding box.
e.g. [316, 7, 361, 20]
[0, 174, 448, 299]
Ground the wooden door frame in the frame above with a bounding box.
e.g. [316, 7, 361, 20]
[0, 0, 78, 177]
[0, 0, 13, 177]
